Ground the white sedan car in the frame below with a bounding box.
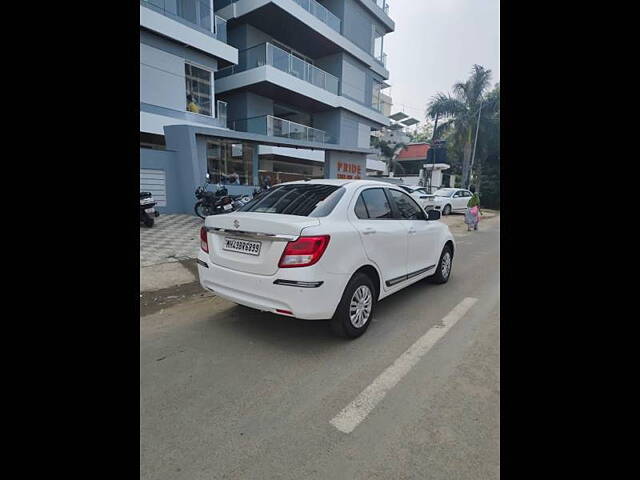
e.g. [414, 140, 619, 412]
[397, 185, 434, 210]
[197, 179, 455, 338]
[428, 188, 474, 215]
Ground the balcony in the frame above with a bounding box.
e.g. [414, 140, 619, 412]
[232, 115, 334, 144]
[374, 0, 390, 16]
[140, 0, 228, 42]
[292, 0, 341, 33]
[216, 42, 340, 95]
[376, 52, 387, 68]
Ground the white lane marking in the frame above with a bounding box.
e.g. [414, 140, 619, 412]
[329, 297, 479, 434]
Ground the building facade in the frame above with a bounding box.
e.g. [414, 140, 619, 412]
[140, 0, 394, 213]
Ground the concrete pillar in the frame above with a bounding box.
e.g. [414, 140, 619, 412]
[164, 125, 203, 214]
[252, 143, 259, 186]
[324, 151, 367, 180]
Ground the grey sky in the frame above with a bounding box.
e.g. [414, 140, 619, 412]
[384, 0, 500, 125]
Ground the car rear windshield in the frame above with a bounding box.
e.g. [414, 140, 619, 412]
[238, 184, 345, 217]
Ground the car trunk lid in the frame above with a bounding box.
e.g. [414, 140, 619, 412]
[204, 212, 320, 275]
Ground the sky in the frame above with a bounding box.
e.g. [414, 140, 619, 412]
[384, 0, 500, 126]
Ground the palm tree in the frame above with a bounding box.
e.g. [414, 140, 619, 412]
[426, 65, 496, 187]
[371, 135, 408, 176]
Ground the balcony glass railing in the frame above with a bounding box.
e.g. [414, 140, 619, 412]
[232, 115, 334, 144]
[292, 0, 341, 33]
[140, 0, 227, 42]
[375, 0, 390, 16]
[216, 43, 340, 95]
[376, 52, 387, 67]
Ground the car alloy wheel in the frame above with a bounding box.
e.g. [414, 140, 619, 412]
[349, 285, 372, 328]
[440, 251, 452, 280]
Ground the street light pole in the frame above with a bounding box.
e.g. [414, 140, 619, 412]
[427, 112, 439, 192]
[469, 99, 483, 187]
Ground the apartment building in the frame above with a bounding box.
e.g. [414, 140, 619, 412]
[140, 0, 394, 213]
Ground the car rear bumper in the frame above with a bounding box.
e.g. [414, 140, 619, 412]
[197, 251, 348, 320]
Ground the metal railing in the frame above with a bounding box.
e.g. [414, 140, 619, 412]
[216, 42, 340, 95]
[292, 0, 341, 33]
[232, 115, 333, 144]
[376, 51, 387, 67]
[140, 0, 227, 42]
[375, 0, 390, 16]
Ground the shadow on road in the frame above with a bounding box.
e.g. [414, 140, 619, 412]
[205, 304, 343, 352]
[200, 277, 447, 350]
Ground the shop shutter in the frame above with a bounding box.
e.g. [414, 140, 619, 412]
[140, 169, 166, 207]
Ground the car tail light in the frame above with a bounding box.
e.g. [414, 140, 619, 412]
[200, 226, 209, 253]
[278, 235, 330, 268]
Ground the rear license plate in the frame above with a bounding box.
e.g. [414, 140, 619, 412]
[223, 237, 261, 256]
[145, 208, 155, 213]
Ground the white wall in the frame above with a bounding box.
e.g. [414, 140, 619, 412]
[357, 122, 371, 148]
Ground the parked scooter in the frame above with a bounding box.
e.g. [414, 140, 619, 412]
[140, 192, 160, 227]
[194, 175, 235, 219]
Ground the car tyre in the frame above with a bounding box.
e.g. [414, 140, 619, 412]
[443, 204, 451, 215]
[143, 217, 154, 228]
[330, 273, 376, 339]
[428, 245, 453, 284]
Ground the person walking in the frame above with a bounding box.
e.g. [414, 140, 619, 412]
[464, 185, 482, 231]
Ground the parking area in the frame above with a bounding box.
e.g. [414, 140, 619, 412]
[140, 214, 203, 267]
[139, 211, 498, 268]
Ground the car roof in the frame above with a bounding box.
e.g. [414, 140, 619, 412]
[278, 179, 396, 189]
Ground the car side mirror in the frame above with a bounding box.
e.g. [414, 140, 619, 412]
[427, 210, 441, 221]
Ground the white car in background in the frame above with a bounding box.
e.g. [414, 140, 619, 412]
[397, 185, 433, 210]
[429, 188, 474, 215]
[197, 180, 455, 338]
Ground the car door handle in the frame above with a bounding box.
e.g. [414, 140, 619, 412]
[408, 227, 417, 235]
[362, 228, 377, 235]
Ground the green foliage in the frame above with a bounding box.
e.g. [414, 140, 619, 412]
[409, 121, 434, 143]
[371, 135, 408, 175]
[426, 69, 500, 206]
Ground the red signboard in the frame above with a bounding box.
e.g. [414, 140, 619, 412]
[336, 161, 362, 179]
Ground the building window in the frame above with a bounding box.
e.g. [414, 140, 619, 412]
[372, 80, 382, 111]
[373, 27, 384, 60]
[207, 141, 254, 185]
[259, 156, 324, 186]
[185, 63, 212, 116]
[140, 133, 166, 150]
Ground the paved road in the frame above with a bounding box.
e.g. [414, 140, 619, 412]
[140, 215, 500, 480]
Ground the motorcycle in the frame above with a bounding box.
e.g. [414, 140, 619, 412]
[194, 176, 235, 219]
[251, 181, 272, 199]
[140, 192, 160, 227]
[230, 193, 252, 210]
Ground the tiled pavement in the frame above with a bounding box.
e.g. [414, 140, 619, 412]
[140, 214, 203, 267]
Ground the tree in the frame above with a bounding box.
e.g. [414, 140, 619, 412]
[409, 121, 434, 143]
[371, 135, 408, 175]
[426, 65, 497, 188]
[474, 83, 500, 207]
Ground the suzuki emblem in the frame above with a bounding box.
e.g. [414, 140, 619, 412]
[233, 219, 240, 229]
